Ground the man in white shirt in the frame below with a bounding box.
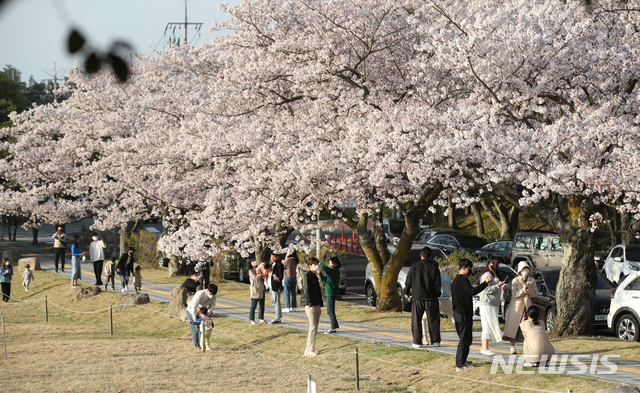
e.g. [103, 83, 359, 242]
[89, 232, 107, 286]
[186, 284, 218, 349]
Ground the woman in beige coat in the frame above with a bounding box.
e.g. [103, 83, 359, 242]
[520, 305, 555, 366]
[502, 261, 537, 354]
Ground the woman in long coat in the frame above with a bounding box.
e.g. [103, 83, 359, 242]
[503, 261, 537, 354]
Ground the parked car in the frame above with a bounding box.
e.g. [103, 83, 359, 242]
[607, 272, 640, 341]
[603, 245, 640, 286]
[425, 233, 488, 255]
[503, 268, 614, 331]
[364, 247, 449, 310]
[473, 241, 514, 264]
[510, 231, 563, 268]
[383, 218, 406, 245]
[296, 262, 347, 296]
[413, 228, 460, 247]
[471, 264, 518, 320]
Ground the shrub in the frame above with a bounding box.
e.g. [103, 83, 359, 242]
[128, 230, 163, 269]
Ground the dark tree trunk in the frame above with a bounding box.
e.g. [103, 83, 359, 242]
[508, 207, 520, 239]
[492, 185, 597, 336]
[345, 185, 442, 311]
[621, 213, 634, 245]
[448, 194, 458, 229]
[32, 227, 39, 245]
[470, 203, 484, 237]
[555, 228, 597, 336]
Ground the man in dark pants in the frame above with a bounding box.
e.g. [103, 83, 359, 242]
[404, 247, 442, 348]
[451, 258, 492, 371]
[52, 226, 67, 273]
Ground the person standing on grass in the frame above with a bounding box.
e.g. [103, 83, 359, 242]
[479, 256, 506, 356]
[503, 261, 537, 354]
[282, 250, 299, 312]
[133, 266, 142, 294]
[451, 258, 493, 372]
[269, 253, 284, 325]
[89, 232, 107, 286]
[301, 257, 323, 357]
[248, 260, 267, 325]
[421, 271, 454, 346]
[404, 247, 441, 348]
[52, 226, 67, 273]
[189, 306, 215, 351]
[319, 256, 342, 335]
[186, 284, 218, 349]
[104, 257, 116, 290]
[70, 235, 86, 288]
[22, 263, 34, 291]
[116, 247, 135, 292]
[1, 258, 13, 302]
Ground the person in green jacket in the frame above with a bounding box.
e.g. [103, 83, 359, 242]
[319, 256, 342, 334]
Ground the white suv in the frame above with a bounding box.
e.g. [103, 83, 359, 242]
[607, 272, 640, 342]
[603, 245, 640, 285]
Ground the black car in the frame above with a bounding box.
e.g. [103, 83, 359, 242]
[503, 268, 614, 331]
[426, 233, 488, 255]
[474, 240, 513, 264]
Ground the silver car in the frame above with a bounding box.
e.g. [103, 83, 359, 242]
[364, 247, 449, 310]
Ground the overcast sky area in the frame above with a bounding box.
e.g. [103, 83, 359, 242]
[0, 0, 240, 83]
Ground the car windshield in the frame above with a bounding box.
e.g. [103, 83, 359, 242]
[403, 250, 422, 267]
[456, 236, 487, 248]
[626, 246, 640, 262]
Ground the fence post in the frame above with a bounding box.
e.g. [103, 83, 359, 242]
[44, 296, 48, 323]
[109, 305, 113, 335]
[355, 347, 360, 390]
[201, 321, 206, 354]
[1, 313, 6, 360]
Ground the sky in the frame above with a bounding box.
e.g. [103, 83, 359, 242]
[0, 0, 240, 84]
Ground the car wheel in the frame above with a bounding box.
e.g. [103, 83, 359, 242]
[616, 313, 639, 342]
[366, 283, 377, 307]
[545, 308, 556, 332]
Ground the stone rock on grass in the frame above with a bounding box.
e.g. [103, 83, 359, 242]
[18, 257, 41, 271]
[74, 286, 101, 301]
[168, 286, 189, 321]
[117, 293, 150, 312]
[2, 250, 21, 263]
[595, 386, 640, 393]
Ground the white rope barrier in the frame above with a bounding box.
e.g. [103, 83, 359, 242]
[6, 294, 46, 303]
[1, 293, 568, 392]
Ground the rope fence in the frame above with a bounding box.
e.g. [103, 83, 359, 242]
[0, 293, 571, 393]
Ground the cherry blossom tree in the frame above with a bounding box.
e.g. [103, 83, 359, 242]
[409, 0, 640, 335]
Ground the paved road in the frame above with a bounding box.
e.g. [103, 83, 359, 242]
[3, 240, 640, 389]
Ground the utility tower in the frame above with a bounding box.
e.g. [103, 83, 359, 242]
[164, 0, 203, 47]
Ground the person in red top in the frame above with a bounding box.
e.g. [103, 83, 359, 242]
[282, 250, 299, 312]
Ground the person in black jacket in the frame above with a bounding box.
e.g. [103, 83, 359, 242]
[404, 247, 442, 348]
[269, 253, 284, 324]
[116, 247, 135, 292]
[451, 258, 493, 371]
[181, 272, 202, 295]
[301, 257, 323, 357]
